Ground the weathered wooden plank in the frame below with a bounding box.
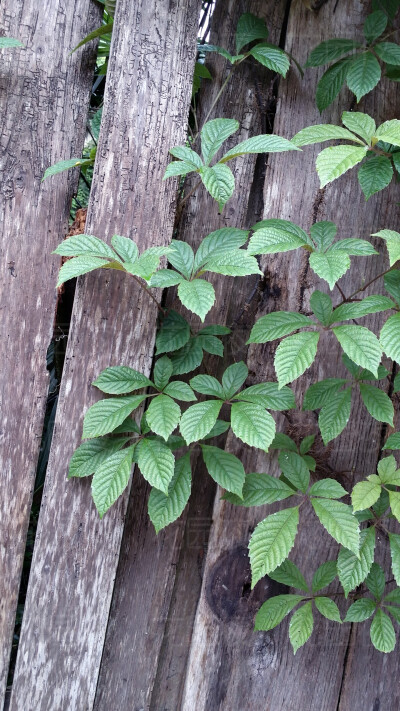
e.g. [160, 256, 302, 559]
[0, 0, 101, 703]
[181, 1, 400, 709]
[8, 2, 201, 709]
[93, 2, 288, 709]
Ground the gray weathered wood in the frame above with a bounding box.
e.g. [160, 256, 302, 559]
[181, 2, 400, 709]
[8, 1, 200, 709]
[0, 1, 100, 703]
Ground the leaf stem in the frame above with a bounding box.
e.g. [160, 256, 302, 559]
[128, 272, 166, 314]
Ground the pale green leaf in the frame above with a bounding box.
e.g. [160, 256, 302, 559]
[310, 221, 337, 250]
[220, 134, 299, 163]
[231, 402, 276, 451]
[247, 219, 310, 255]
[275, 332, 320, 388]
[309, 250, 350, 289]
[222, 361, 248, 398]
[380, 313, 400, 363]
[234, 382, 295, 411]
[71, 21, 114, 53]
[278, 451, 310, 492]
[303, 378, 348, 410]
[194, 227, 248, 272]
[312, 561, 337, 593]
[178, 279, 215, 321]
[0, 37, 24, 48]
[169, 146, 203, 169]
[352, 475, 382, 512]
[137, 438, 175, 494]
[53, 234, 116, 259]
[200, 164, 235, 210]
[249, 506, 300, 587]
[236, 12, 269, 53]
[331, 295, 395, 323]
[92, 446, 135, 517]
[222, 472, 295, 507]
[68, 437, 130, 478]
[383, 433, 400, 450]
[43, 157, 88, 181]
[82, 395, 146, 438]
[377, 455, 400, 483]
[162, 381, 196, 402]
[93, 366, 152, 394]
[169, 240, 194, 279]
[315, 596, 341, 622]
[329, 238, 377, 256]
[149, 269, 184, 288]
[289, 602, 314, 654]
[111, 234, 139, 263]
[333, 325, 382, 376]
[201, 118, 239, 165]
[247, 312, 314, 343]
[316, 145, 368, 188]
[146, 395, 181, 441]
[341, 111, 376, 143]
[358, 156, 393, 199]
[389, 490, 400, 523]
[309, 478, 347, 499]
[359, 383, 394, 425]
[148, 453, 192, 533]
[153, 356, 173, 390]
[268, 559, 308, 592]
[56, 255, 108, 286]
[346, 51, 381, 102]
[254, 594, 304, 631]
[375, 119, 400, 147]
[312, 498, 359, 555]
[384, 270, 400, 305]
[370, 610, 396, 652]
[203, 250, 261, 277]
[163, 160, 196, 179]
[249, 44, 290, 76]
[190, 374, 225, 398]
[319, 388, 352, 444]
[305, 39, 361, 67]
[372, 229, 400, 266]
[389, 533, 400, 586]
[201, 444, 245, 497]
[180, 400, 223, 445]
[291, 124, 363, 147]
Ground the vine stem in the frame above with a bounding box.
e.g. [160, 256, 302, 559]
[335, 265, 397, 307]
[128, 272, 166, 315]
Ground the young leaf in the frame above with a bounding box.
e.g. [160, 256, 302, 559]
[249, 44, 290, 76]
[168, 240, 194, 279]
[303, 378, 348, 410]
[370, 610, 396, 653]
[375, 119, 400, 147]
[316, 145, 368, 188]
[68, 437, 130, 478]
[190, 375, 225, 398]
[352, 474, 382, 512]
[345, 598, 377, 622]
[289, 602, 314, 654]
[377, 455, 400, 483]
[204, 250, 261, 277]
[148, 453, 192, 533]
[201, 118, 239, 165]
[93, 366, 153, 394]
[247, 219, 310, 255]
[177, 279, 215, 321]
[53, 234, 116, 259]
[0, 37, 24, 48]
[366, 563, 386, 600]
[111, 234, 139, 263]
[299, 434, 315, 455]
[341, 111, 376, 143]
[82, 395, 146, 438]
[359, 383, 394, 425]
[312, 561, 338, 593]
[254, 594, 304, 631]
[180, 400, 223, 445]
[318, 387, 352, 445]
[278, 451, 310, 493]
[71, 21, 114, 53]
[268, 559, 308, 592]
[305, 39, 361, 67]
[274, 332, 320, 388]
[249, 506, 300, 587]
[337, 526, 376, 597]
[137, 438, 175, 494]
[56, 255, 109, 286]
[92, 446, 135, 518]
[333, 325, 382, 376]
[162, 381, 196, 402]
[43, 157, 90, 181]
[346, 51, 381, 101]
[358, 156, 393, 199]
[153, 356, 173, 390]
[235, 12, 269, 53]
[372, 229, 400, 266]
[163, 160, 195, 179]
[309, 478, 347, 499]
[310, 290, 333, 326]
[231, 402, 276, 451]
[309, 251, 350, 289]
[315, 597, 341, 623]
[380, 313, 400, 363]
[223, 471, 295, 507]
[234, 382, 295, 411]
[315, 59, 351, 112]
[312, 499, 359, 555]
[291, 125, 362, 147]
[363, 11, 387, 43]
[389, 533, 400, 586]
[146, 395, 181, 441]
[247, 312, 314, 343]
[201, 444, 245, 497]
[199, 164, 235, 210]
[220, 134, 299, 162]
[222, 361, 248, 397]
[156, 311, 190, 354]
[169, 145, 203, 169]
[193, 227, 248, 271]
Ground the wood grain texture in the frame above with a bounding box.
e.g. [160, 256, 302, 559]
[8, 1, 200, 709]
[181, 1, 400, 709]
[0, 0, 100, 703]
[93, 3, 288, 709]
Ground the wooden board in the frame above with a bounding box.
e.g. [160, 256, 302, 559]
[91, 2, 289, 708]
[180, 1, 400, 709]
[0, 0, 101, 704]
[8, 1, 201, 709]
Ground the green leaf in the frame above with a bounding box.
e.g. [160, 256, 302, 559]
[247, 312, 314, 343]
[268, 559, 308, 591]
[190, 374, 225, 399]
[163, 160, 195, 179]
[312, 561, 337, 593]
[310, 290, 333, 326]
[53, 233, 116, 259]
[270, 433, 298, 452]
[234, 382, 295, 411]
[372, 229, 400, 266]
[341, 111, 376, 143]
[377, 455, 400, 483]
[156, 311, 190, 354]
[197, 334, 224, 356]
[137, 438, 175, 494]
[291, 124, 362, 148]
[249, 507, 300, 587]
[177, 279, 215, 322]
[345, 598, 377, 622]
[201, 118, 239, 165]
[310, 221, 337, 250]
[82, 395, 146, 438]
[316, 145, 368, 188]
[146, 395, 181, 441]
[305, 39, 361, 67]
[199, 164, 235, 210]
[201, 444, 245, 497]
[111, 234, 138, 263]
[278, 451, 310, 493]
[112, 417, 140, 435]
[380, 313, 400, 363]
[384, 587, 400, 604]
[370, 610, 396, 652]
[194, 228, 248, 272]
[309, 478, 347, 499]
[312, 499, 359, 555]
[231, 402, 276, 451]
[319, 388, 352, 445]
[389, 533, 400, 586]
[168, 240, 194, 279]
[383, 432, 400, 450]
[359, 383, 394, 425]
[220, 134, 299, 163]
[43, 157, 89, 181]
[93, 366, 152, 394]
[331, 295, 395, 323]
[202, 419, 230, 439]
[169, 337, 204, 375]
[92, 446, 134, 518]
[289, 602, 314, 654]
[169, 146, 203, 169]
[223, 472, 295, 507]
[163, 381, 196, 402]
[235, 12, 269, 53]
[366, 563, 386, 600]
[153, 356, 173, 390]
[275, 332, 319, 388]
[303, 378, 347, 410]
[384, 270, 400, 305]
[247, 219, 310, 255]
[0, 37, 24, 48]
[148, 453, 191, 533]
[71, 21, 114, 53]
[346, 51, 381, 101]
[68, 437, 130, 478]
[315, 59, 351, 112]
[249, 44, 290, 77]
[309, 251, 350, 290]
[375, 42, 400, 65]
[389, 490, 400, 522]
[299, 434, 315, 455]
[124, 250, 162, 280]
[375, 119, 400, 147]
[358, 155, 393, 199]
[222, 361, 248, 398]
[254, 594, 304, 631]
[180, 400, 223, 445]
[56, 255, 108, 286]
[352, 475, 382, 512]
[364, 10, 388, 43]
[333, 325, 382, 376]
[315, 596, 341, 622]
[205, 252, 261, 279]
